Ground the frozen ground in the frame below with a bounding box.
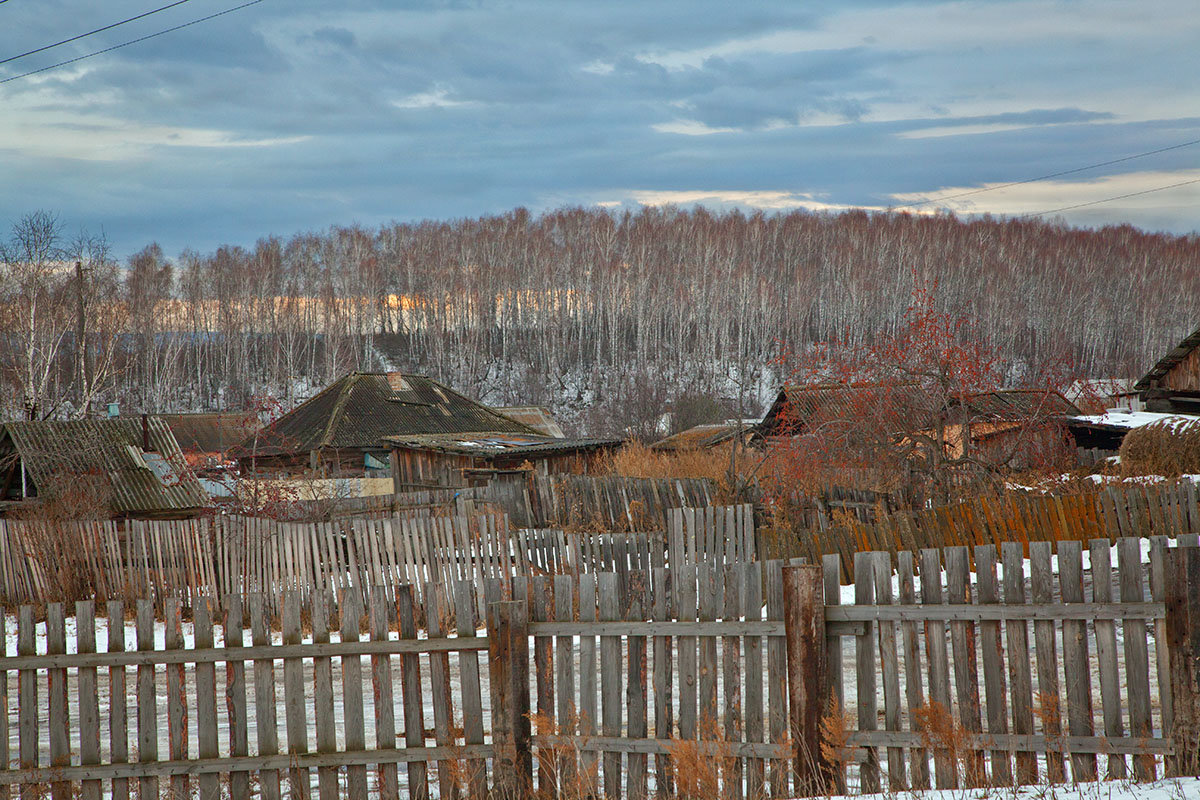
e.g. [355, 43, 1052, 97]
[835, 777, 1200, 800]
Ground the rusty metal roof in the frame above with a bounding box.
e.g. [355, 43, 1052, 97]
[245, 373, 540, 457]
[1, 418, 208, 516]
[385, 432, 622, 458]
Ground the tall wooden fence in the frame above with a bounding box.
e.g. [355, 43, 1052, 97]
[4, 540, 1200, 796]
[0, 504, 756, 613]
[528, 475, 715, 530]
[777, 480, 1200, 579]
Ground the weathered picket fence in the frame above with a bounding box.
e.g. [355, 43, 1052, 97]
[0, 504, 757, 612]
[821, 536, 1179, 792]
[5, 536, 1200, 797]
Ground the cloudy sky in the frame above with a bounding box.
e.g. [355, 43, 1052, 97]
[1, 0, 1197, 257]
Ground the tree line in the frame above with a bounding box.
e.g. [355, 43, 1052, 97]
[1, 206, 1197, 436]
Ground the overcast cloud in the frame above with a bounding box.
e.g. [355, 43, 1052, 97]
[1, 0, 1197, 256]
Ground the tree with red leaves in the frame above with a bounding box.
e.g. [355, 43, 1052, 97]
[765, 281, 1077, 506]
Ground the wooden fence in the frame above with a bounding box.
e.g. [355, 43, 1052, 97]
[777, 480, 1200, 579]
[0, 504, 756, 613]
[819, 535, 1180, 792]
[3, 538, 1200, 797]
[527, 475, 715, 529]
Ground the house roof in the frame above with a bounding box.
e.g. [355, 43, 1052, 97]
[651, 422, 756, 452]
[1135, 326, 1200, 390]
[495, 406, 566, 438]
[243, 373, 540, 457]
[1, 418, 208, 515]
[759, 382, 934, 435]
[157, 412, 259, 455]
[760, 382, 1078, 435]
[385, 432, 622, 458]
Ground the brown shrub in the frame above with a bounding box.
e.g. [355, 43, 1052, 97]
[1119, 417, 1200, 477]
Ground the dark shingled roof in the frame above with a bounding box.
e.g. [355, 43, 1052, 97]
[1, 418, 208, 516]
[1134, 325, 1200, 391]
[246, 373, 540, 457]
[157, 412, 259, 455]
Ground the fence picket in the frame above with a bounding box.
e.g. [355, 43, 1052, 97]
[1058, 540, 1098, 782]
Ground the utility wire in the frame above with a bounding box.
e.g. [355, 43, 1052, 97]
[893, 137, 1200, 210]
[0, 0, 265, 85]
[1020, 176, 1200, 218]
[1, 0, 194, 65]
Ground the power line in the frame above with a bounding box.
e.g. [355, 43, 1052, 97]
[1019, 176, 1200, 218]
[893, 137, 1200, 210]
[0, 0, 265, 85]
[1, 1, 195, 66]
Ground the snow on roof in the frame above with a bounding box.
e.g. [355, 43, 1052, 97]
[1068, 409, 1200, 431]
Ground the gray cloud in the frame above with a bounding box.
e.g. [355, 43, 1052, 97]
[0, 0, 1196, 255]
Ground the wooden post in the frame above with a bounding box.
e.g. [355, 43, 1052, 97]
[489, 599, 532, 800]
[783, 564, 828, 796]
[1165, 544, 1200, 776]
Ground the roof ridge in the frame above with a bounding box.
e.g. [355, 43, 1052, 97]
[422, 376, 543, 435]
[319, 372, 359, 449]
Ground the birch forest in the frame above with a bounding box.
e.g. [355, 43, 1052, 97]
[2, 206, 1198, 435]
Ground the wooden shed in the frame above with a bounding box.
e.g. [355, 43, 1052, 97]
[1134, 325, 1200, 414]
[385, 432, 622, 491]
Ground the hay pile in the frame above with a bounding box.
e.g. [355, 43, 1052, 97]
[1120, 416, 1200, 477]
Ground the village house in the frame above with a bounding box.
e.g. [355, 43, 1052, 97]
[0, 417, 208, 519]
[237, 372, 548, 478]
[1133, 324, 1200, 414]
[157, 411, 259, 475]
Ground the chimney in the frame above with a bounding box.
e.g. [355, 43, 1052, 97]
[107, 402, 119, 418]
[386, 372, 410, 392]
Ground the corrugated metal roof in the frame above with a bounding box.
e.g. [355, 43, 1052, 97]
[245, 373, 540, 457]
[385, 432, 622, 457]
[2, 418, 208, 515]
[495, 406, 566, 438]
[157, 412, 259, 455]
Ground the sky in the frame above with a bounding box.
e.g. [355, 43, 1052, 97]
[0, 0, 1198, 258]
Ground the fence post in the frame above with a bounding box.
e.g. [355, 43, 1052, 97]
[1166, 545, 1200, 776]
[783, 564, 829, 796]
[489, 599, 532, 799]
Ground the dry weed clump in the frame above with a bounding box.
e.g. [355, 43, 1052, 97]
[602, 440, 761, 504]
[1120, 417, 1200, 478]
[913, 699, 986, 788]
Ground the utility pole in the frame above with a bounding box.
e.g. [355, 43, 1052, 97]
[74, 260, 92, 416]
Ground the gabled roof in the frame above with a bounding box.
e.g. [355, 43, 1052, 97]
[1135, 325, 1200, 390]
[157, 412, 259, 455]
[1, 418, 208, 515]
[384, 432, 622, 458]
[957, 390, 1079, 419]
[495, 406, 565, 438]
[244, 373, 540, 457]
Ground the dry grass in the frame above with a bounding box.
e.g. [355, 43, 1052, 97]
[602, 440, 761, 504]
[1120, 417, 1200, 478]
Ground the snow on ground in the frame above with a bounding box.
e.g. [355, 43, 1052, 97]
[841, 777, 1200, 800]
